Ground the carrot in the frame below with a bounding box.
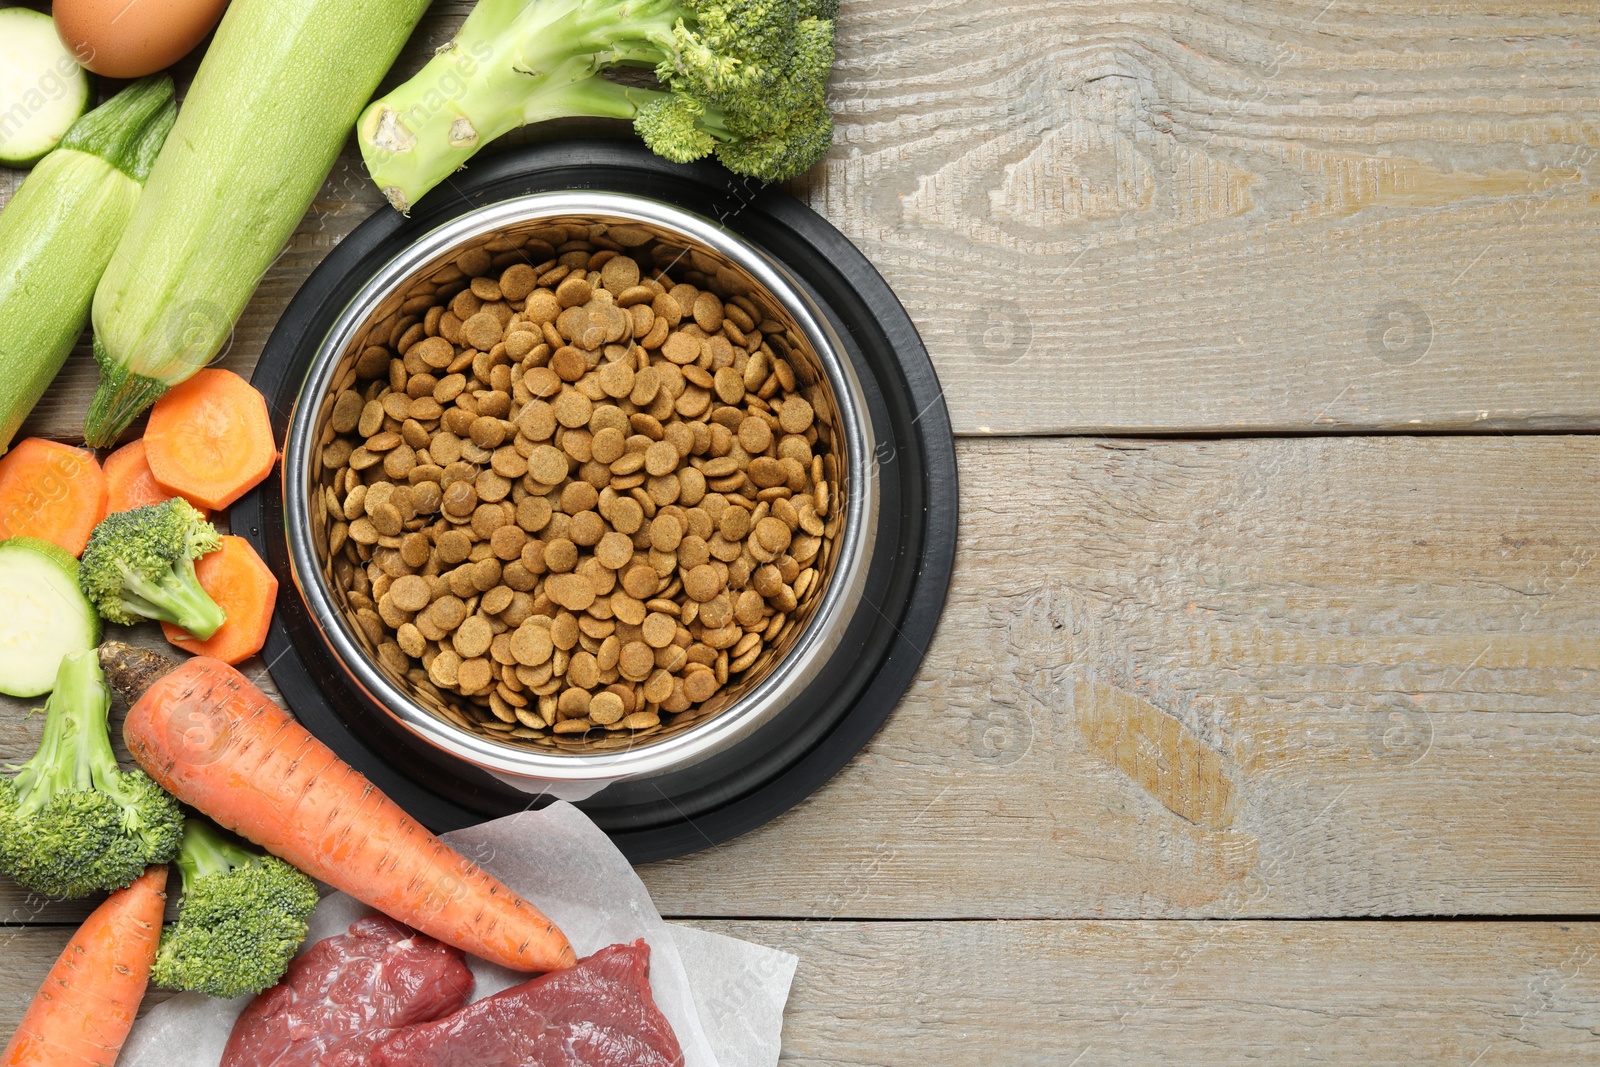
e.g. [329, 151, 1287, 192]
[102, 439, 209, 517]
[1, 865, 166, 1067]
[0, 438, 108, 557]
[101, 643, 576, 975]
[142, 369, 276, 511]
[160, 535, 277, 663]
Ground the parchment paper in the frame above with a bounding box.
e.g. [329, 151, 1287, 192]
[118, 802, 796, 1067]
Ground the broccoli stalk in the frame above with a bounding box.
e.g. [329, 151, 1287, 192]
[358, 0, 839, 211]
[0, 650, 183, 898]
[152, 817, 320, 999]
[78, 498, 227, 639]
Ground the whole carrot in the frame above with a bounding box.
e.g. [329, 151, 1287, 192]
[2, 865, 167, 1067]
[100, 643, 575, 974]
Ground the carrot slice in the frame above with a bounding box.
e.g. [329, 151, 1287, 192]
[162, 535, 278, 664]
[143, 369, 276, 511]
[103, 439, 209, 517]
[1, 865, 167, 1067]
[0, 438, 108, 556]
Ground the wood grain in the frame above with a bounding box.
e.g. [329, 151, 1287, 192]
[4, 2, 1599, 440]
[1, 920, 1595, 1064]
[5, 436, 1598, 922]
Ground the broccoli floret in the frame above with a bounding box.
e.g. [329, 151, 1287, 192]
[79, 499, 226, 639]
[0, 650, 183, 898]
[358, 0, 839, 211]
[152, 817, 320, 999]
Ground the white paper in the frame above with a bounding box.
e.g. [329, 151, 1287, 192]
[118, 802, 795, 1067]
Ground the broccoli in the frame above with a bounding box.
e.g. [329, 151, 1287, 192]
[357, 0, 840, 211]
[0, 650, 183, 898]
[78, 498, 226, 639]
[152, 817, 320, 999]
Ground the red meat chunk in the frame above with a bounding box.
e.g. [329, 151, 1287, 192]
[371, 939, 683, 1067]
[221, 915, 474, 1067]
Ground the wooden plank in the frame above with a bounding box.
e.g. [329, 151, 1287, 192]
[4, 436, 1598, 921]
[693, 920, 1600, 1065]
[6, 3, 1600, 439]
[1, 920, 1596, 1063]
[808, 0, 1600, 433]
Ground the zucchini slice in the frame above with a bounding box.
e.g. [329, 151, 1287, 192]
[0, 8, 91, 168]
[0, 536, 101, 697]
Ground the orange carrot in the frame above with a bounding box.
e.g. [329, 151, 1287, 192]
[102, 439, 209, 517]
[102, 643, 576, 975]
[0, 439, 108, 557]
[1, 866, 166, 1067]
[161, 535, 277, 663]
[142, 369, 276, 511]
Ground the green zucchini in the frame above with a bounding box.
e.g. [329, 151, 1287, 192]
[0, 76, 176, 455]
[83, 0, 435, 447]
[0, 8, 91, 168]
[0, 536, 101, 697]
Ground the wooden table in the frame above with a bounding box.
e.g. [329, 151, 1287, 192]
[5, 2, 1600, 1061]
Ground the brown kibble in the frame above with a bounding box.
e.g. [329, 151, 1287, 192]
[462, 311, 503, 350]
[454, 616, 494, 659]
[619, 640, 654, 681]
[595, 531, 634, 570]
[458, 657, 494, 694]
[511, 622, 554, 666]
[411, 336, 454, 370]
[543, 537, 578, 572]
[555, 275, 593, 308]
[500, 263, 538, 301]
[755, 516, 792, 553]
[442, 481, 478, 518]
[600, 255, 640, 292]
[550, 345, 588, 382]
[684, 563, 723, 602]
[621, 563, 658, 599]
[644, 439, 678, 477]
[528, 444, 569, 484]
[641, 612, 676, 648]
[437, 528, 473, 564]
[389, 574, 432, 612]
[552, 391, 593, 428]
[683, 668, 719, 703]
[547, 572, 596, 611]
[779, 395, 815, 434]
[470, 415, 506, 449]
[660, 331, 699, 365]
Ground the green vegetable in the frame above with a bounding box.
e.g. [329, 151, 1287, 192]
[153, 816, 320, 999]
[82, 0, 434, 448]
[0, 76, 176, 455]
[78, 498, 226, 639]
[0, 536, 101, 698]
[0, 650, 183, 898]
[357, 0, 839, 212]
[0, 8, 91, 167]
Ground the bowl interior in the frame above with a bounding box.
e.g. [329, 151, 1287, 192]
[297, 202, 853, 760]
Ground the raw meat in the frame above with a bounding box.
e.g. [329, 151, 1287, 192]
[221, 915, 474, 1067]
[371, 939, 683, 1067]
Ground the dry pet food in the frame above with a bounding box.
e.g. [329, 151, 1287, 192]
[314, 222, 842, 749]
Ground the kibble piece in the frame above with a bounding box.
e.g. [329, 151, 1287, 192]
[389, 574, 432, 612]
[437, 528, 473, 564]
[641, 612, 677, 648]
[462, 311, 504, 350]
[511, 622, 555, 666]
[528, 444, 569, 485]
[458, 657, 494, 694]
[595, 531, 634, 570]
[588, 691, 626, 725]
[684, 563, 723, 602]
[454, 616, 494, 659]
[683, 668, 719, 703]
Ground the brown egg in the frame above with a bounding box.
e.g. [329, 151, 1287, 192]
[54, 0, 229, 79]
